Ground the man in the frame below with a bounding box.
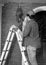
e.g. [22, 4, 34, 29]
[22, 11, 41, 65]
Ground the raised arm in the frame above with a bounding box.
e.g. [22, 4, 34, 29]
[22, 16, 31, 37]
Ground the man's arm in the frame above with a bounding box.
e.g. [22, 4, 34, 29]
[23, 21, 31, 37]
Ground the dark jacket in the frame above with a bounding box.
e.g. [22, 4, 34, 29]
[23, 19, 41, 48]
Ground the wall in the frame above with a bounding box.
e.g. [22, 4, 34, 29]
[0, 4, 2, 56]
[2, 0, 46, 3]
[2, 3, 22, 65]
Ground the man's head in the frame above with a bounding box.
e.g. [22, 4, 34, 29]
[26, 11, 35, 19]
[23, 11, 35, 29]
[24, 11, 34, 23]
[27, 10, 34, 16]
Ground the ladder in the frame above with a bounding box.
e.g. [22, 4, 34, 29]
[0, 25, 29, 65]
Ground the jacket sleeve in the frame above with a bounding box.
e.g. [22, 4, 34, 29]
[30, 21, 39, 39]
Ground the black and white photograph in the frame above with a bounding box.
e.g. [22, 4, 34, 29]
[0, 0, 46, 65]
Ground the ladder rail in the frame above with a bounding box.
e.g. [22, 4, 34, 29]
[0, 25, 18, 65]
[16, 29, 29, 65]
[0, 25, 29, 65]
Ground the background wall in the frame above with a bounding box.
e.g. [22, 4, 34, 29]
[2, 0, 46, 3]
[0, 4, 2, 56]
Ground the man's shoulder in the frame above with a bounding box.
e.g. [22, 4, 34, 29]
[27, 19, 36, 25]
[30, 19, 38, 26]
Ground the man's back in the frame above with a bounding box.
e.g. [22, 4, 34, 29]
[23, 19, 41, 48]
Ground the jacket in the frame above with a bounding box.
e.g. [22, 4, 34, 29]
[23, 19, 41, 48]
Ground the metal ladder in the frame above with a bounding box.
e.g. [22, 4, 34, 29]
[0, 25, 29, 65]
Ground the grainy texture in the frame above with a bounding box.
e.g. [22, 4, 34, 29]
[2, 0, 46, 3]
[0, 5, 2, 56]
[1, 2, 46, 65]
